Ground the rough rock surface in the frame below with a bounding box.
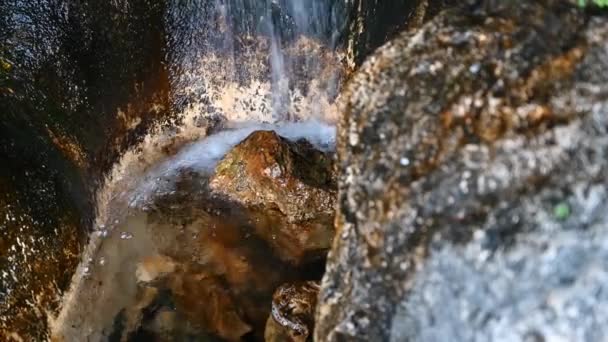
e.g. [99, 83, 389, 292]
[0, 1, 169, 338]
[316, 1, 608, 341]
[211, 130, 337, 264]
[79, 132, 335, 341]
[167, 0, 346, 124]
[265, 281, 320, 342]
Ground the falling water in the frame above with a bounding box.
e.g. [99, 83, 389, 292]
[166, 0, 347, 124]
[50, 0, 347, 340]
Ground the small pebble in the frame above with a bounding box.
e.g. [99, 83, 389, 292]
[120, 232, 133, 240]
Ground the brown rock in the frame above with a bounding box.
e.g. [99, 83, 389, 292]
[135, 255, 177, 283]
[210, 130, 336, 264]
[265, 281, 320, 342]
[168, 268, 252, 342]
[108, 168, 330, 341]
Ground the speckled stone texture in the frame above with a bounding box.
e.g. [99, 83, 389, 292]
[316, 1, 608, 341]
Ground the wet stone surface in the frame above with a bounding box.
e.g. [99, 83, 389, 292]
[265, 281, 320, 342]
[0, 1, 169, 338]
[211, 130, 337, 265]
[2, 0, 347, 339]
[52, 132, 335, 342]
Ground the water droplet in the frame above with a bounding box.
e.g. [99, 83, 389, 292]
[469, 63, 481, 74]
[400, 157, 410, 166]
[349, 132, 359, 146]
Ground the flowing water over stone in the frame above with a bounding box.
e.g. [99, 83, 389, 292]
[8, 1, 606, 341]
[166, 0, 346, 125]
[47, 1, 346, 340]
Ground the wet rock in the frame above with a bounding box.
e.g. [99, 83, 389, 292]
[167, 0, 346, 124]
[0, 1, 169, 338]
[81, 167, 329, 341]
[211, 130, 336, 264]
[0, 174, 82, 340]
[135, 255, 177, 283]
[167, 267, 253, 341]
[342, 0, 455, 68]
[265, 281, 320, 342]
[317, 1, 608, 341]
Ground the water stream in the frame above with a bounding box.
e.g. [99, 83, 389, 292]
[50, 1, 346, 340]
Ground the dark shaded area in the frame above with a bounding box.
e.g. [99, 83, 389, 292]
[343, 0, 457, 67]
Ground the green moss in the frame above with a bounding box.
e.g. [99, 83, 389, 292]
[554, 202, 571, 221]
[579, 0, 608, 7]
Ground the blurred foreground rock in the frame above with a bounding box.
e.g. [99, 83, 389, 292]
[316, 1, 608, 341]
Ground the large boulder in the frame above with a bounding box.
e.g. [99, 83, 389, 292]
[317, 1, 608, 341]
[211, 130, 337, 265]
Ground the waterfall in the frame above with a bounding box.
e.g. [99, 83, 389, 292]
[50, 1, 347, 339]
[118, 0, 348, 209]
[165, 0, 347, 124]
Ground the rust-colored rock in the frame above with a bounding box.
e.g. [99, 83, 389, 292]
[168, 268, 253, 341]
[99, 164, 331, 341]
[210, 130, 336, 264]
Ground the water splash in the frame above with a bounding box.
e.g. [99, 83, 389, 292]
[166, 0, 347, 123]
[130, 120, 335, 208]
